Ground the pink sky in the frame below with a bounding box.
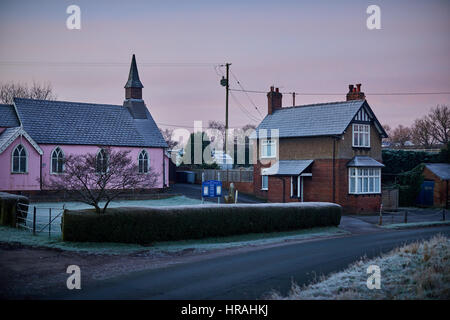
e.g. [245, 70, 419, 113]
[0, 0, 449, 130]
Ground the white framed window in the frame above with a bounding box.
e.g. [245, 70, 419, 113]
[51, 147, 64, 174]
[290, 176, 300, 198]
[352, 124, 370, 148]
[261, 175, 268, 190]
[12, 144, 27, 173]
[138, 149, 149, 173]
[261, 139, 276, 158]
[349, 167, 381, 194]
[96, 148, 108, 174]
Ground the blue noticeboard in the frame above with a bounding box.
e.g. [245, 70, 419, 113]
[202, 180, 222, 198]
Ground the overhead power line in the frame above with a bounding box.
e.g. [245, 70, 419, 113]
[229, 70, 264, 118]
[229, 88, 450, 96]
[157, 122, 255, 129]
[0, 61, 224, 68]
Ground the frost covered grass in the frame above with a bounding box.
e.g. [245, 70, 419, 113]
[270, 235, 450, 300]
[0, 225, 347, 255]
[381, 221, 450, 230]
[27, 196, 203, 233]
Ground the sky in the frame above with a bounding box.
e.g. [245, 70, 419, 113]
[0, 0, 449, 131]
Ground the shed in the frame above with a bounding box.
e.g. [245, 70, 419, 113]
[421, 163, 450, 208]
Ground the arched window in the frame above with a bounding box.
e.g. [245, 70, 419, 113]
[138, 150, 149, 173]
[96, 149, 108, 174]
[12, 144, 27, 173]
[51, 147, 64, 174]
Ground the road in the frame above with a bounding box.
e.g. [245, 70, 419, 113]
[58, 225, 450, 300]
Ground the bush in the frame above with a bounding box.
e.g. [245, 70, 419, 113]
[396, 164, 425, 206]
[62, 202, 342, 244]
[0, 192, 29, 227]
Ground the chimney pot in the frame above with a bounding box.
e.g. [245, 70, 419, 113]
[267, 86, 282, 115]
[346, 83, 365, 101]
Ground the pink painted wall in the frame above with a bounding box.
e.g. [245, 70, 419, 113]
[0, 140, 168, 191]
[0, 136, 41, 191]
[40, 144, 168, 190]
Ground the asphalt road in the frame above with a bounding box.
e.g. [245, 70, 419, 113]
[58, 225, 450, 300]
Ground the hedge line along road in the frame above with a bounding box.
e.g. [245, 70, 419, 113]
[57, 226, 450, 300]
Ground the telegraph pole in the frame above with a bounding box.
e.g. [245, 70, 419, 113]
[220, 63, 231, 156]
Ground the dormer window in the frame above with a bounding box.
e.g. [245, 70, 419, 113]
[352, 124, 370, 148]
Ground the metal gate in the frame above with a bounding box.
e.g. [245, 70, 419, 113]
[16, 203, 65, 237]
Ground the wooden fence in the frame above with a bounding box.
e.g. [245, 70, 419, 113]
[191, 169, 253, 183]
[382, 188, 399, 211]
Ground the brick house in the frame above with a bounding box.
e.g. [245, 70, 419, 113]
[252, 84, 388, 213]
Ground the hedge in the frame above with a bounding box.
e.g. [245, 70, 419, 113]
[62, 202, 342, 244]
[0, 192, 29, 227]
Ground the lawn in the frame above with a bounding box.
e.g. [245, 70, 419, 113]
[26, 195, 203, 234]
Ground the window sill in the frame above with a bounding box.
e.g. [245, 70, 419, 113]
[11, 172, 28, 175]
[260, 156, 276, 159]
[348, 193, 381, 196]
[261, 188, 268, 191]
[352, 146, 371, 149]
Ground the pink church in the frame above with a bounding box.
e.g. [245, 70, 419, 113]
[0, 55, 169, 194]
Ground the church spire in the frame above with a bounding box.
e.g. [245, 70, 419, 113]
[124, 54, 144, 100]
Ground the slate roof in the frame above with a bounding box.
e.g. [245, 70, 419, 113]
[13, 98, 167, 148]
[425, 163, 450, 180]
[0, 104, 20, 127]
[253, 100, 387, 139]
[262, 160, 314, 176]
[0, 126, 43, 155]
[347, 156, 384, 167]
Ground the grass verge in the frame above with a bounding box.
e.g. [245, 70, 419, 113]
[381, 221, 450, 230]
[0, 225, 348, 255]
[270, 234, 449, 300]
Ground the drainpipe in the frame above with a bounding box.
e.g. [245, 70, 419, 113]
[446, 180, 448, 209]
[162, 149, 166, 189]
[40, 154, 43, 190]
[332, 137, 336, 203]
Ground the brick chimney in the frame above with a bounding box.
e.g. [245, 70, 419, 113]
[267, 86, 282, 115]
[346, 83, 365, 101]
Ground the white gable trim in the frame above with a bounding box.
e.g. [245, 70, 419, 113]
[0, 127, 43, 155]
[353, 107, 372, 122]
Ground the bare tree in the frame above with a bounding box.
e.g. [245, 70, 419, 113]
[428, 104, 450, 145]
[411, 117, 435, 148]
[44, 147, 159, 214]
[160, 128, 178, 150]
[208, 120, 225, 132]
[0, 81, 57, 104]
[389, 125, 411, 147]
